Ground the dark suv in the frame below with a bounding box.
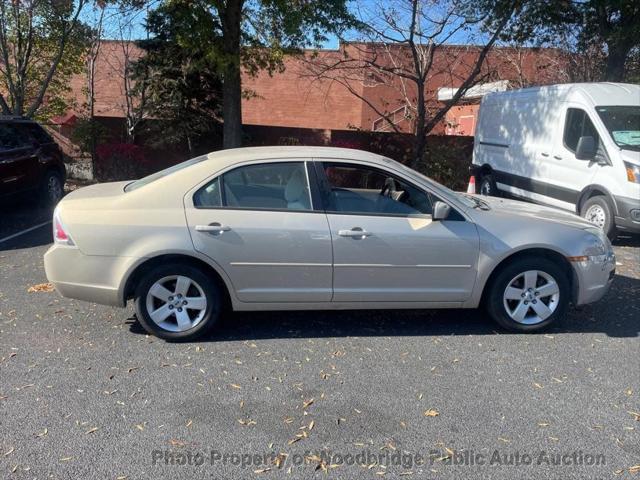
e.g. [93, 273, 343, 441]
[0, 117, 66, 206]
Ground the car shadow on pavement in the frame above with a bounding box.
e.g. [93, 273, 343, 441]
[127, 273, 640, 341]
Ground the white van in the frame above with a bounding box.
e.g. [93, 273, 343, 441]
[472, 82, 640, 239]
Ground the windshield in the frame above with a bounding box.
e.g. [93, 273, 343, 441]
[124, 155, 208, 192]
[595, 106, 640, 151]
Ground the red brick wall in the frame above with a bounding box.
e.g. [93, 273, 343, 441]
[242, 52, 365, 130]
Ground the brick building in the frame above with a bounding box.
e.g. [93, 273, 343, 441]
[58, 41, 569, 138]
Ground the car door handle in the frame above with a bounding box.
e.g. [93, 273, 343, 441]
[338, 228, 371, 238]
[195, 223, 230, 234]
[540, 152, 550, 157]
[553, 155, 562, 160]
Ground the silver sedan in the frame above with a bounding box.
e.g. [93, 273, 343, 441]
[44, 147, 616, 340]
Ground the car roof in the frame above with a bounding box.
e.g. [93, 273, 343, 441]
[482, 82, 640, 107]
[201, 146, 392, 170]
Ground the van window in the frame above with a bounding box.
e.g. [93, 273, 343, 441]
[563, 108, 599, 152]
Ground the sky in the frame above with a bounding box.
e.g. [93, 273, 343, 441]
[84, 0, 488, 49]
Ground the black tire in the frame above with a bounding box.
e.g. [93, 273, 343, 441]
[134, 263, 222, 341]
[40, 170, 64, 207]
[580, 195, 617, 241]
[479, 173, 498, 196]
[485, 256, 570, 333]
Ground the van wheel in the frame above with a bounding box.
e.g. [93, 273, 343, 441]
[580, 196, 617, 240]
[479, 174, 497, 196]
[134, 264, 222, 341]
[486, 256, 570, 332]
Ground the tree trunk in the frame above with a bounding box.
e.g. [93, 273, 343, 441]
[604, 42, 631, 81]
[411, 80, 427, 170]
[221, 0, 243, 149]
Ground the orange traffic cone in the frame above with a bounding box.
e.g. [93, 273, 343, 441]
[466, 175, 476, 194]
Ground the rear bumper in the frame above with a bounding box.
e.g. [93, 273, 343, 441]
[44, 245, 136, 307]
[572, 251, 616, 306]
[614, 194, 640, 234]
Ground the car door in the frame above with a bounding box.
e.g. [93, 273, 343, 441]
[184, 159, 333, 303]
[315, 160, 479, 303]
[0, 123, 39, 197]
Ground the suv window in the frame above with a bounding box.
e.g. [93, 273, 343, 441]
[0, 123, 30, 151]
[195, 162, 313, 211]
[563, 108, 600, 152]
[24, 124, 52, 144]
[321, 162, 432, 216]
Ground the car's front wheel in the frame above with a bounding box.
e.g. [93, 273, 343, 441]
[134, 264, 222, 341]
[486, 256, 570, 332]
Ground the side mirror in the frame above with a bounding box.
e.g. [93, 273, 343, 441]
[432, 201, 451, 221]
[576, 136, 596, 160]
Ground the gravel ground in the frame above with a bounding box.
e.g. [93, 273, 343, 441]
[0, 208, 638, 480]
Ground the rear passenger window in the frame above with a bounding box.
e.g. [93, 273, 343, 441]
[563, 108, 600, 152]
[194, 162, 313, 211]
[193, 177, 222, 207]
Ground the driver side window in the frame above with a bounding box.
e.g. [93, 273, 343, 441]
[563, 108, 600, 152]
[320, 162, 432, 216]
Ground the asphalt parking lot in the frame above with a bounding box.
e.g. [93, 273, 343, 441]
[1, 202, 639, 480]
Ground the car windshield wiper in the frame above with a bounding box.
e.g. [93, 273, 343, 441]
[461, 193, 491, 210]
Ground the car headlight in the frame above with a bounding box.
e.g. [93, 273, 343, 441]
[624, 162, 640, 184]
[583, 227, 609, 257]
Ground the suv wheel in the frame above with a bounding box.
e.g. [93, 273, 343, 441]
[580, 196, 617, 240]
[41, 170, 64, 207]
[486, 256, 570, 332]
[134, 264, 222, 341]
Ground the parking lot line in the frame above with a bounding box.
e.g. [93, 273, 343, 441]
[0, 220, 51, 244]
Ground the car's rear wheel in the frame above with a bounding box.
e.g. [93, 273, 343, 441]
[40, 170, 64, 207]
[486, 256, 570, 332]
[134, 264, 222, 341]
[580, 195, 617, 240]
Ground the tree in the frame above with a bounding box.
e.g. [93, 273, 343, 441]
[0, 0, 89, 118]
[132, 0, 223, 153]
[208, 0, 355, 148]
[501, 1, 640, 82]
[304, 0, 517, 168]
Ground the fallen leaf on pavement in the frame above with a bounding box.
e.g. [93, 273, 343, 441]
[424, 409, 439, 417]
[27, 283, 54, 293]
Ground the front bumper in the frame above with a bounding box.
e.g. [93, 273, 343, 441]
[614, 194, 640, 234]
[44, 245, 137, 307]
[572, 250, 616, 306]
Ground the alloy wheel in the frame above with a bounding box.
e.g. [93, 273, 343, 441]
[145, 275, 208, 332]
[502, 270, 560, 325]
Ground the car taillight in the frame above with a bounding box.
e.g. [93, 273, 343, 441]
[53, 208, 74, 245]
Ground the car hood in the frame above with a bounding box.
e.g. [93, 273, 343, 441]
[473, 195, 594, 230]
